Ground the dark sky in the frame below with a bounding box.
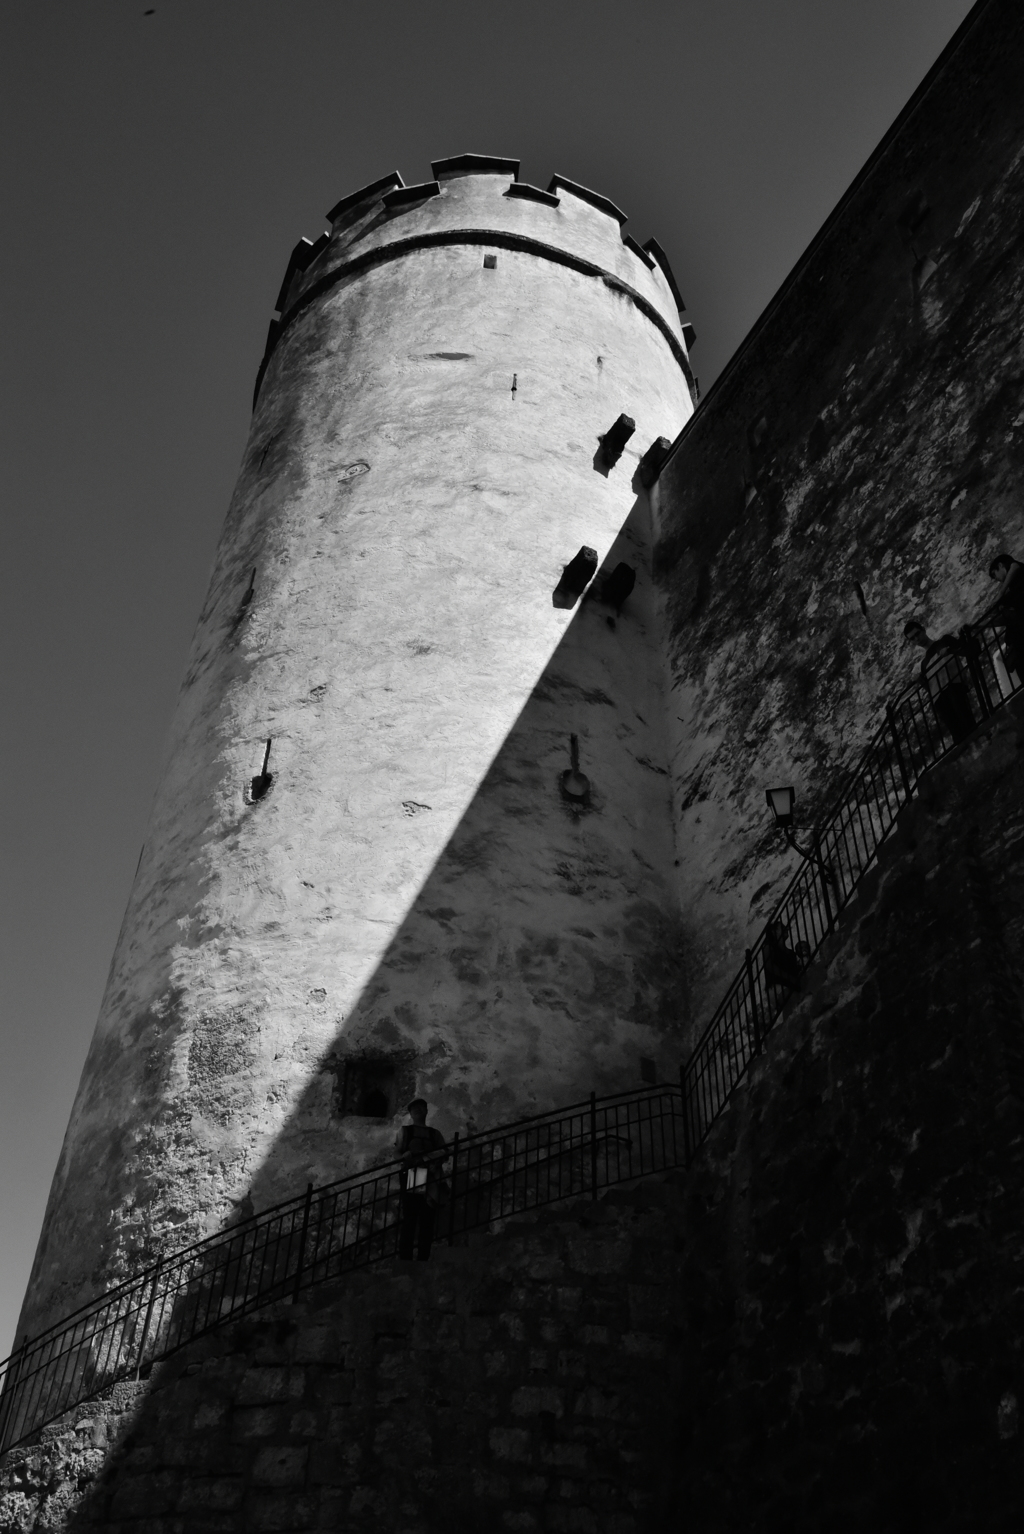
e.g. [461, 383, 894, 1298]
[0, 0, 974, 1357]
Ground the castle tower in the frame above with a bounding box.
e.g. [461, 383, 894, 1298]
[19, 156, 693, 1339]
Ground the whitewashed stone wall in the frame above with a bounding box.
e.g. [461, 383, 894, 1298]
[19, 161, 692, 1338]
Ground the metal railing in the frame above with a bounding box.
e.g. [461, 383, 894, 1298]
[2, 619, 1020, 1456]
[0, 1085, 685, 1454]
[683, 619, 1021, 1150]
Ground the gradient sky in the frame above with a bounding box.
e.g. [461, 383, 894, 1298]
[0, 0, 975, 1360]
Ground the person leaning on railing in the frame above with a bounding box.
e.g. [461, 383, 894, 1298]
[903, 618, 976, 744]
[979, 552, 1024, 685]
[763, 920, 805, 993]
[395, 1098, 449, 1261]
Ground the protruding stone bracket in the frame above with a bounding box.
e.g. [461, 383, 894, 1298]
[553, 547, 598, 609]
[597, 414, 636, 470]
[598, 562, 637, 611]
[639, 436, 672, 488]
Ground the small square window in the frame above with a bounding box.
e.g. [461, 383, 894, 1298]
[640, 1058, 657, 1084]
[483, 253, 497, 270]
[340, 1059, 395, 1117]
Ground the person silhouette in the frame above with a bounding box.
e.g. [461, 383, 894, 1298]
[903, 619, 976, 744]
[395, 1099, 449, 1260]
[983, 552, 1024, 685]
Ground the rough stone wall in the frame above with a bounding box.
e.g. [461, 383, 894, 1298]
[21, 165, 692, 1339]
[652, 0, 1024, 1028]
[6, 702, 1024, 1532]
[667, 698, 1024, 1529]
[1, 1185, 688, 1534]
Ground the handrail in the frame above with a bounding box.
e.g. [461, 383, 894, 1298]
[681, 620, 1019, 1150]
[2, 618, 1020, 1455]
[0, 1084, 685, 1453]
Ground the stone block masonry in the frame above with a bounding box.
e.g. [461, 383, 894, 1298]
[668, 697, 1024, 1530]
[1, 1187, 689, 1533]
[5, 699, 1024, 1529]
[652, 0, 1024, 1034]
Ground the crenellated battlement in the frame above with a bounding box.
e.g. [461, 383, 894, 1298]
[258, 156, 693, 408]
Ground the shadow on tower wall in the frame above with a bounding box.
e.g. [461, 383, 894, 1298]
[18, 488, 689, 1358]
[0, 493, 694, 1525]
[239, 491, 688, 1214]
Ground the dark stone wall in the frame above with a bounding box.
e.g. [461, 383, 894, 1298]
[1, 1186, 688, 1534]
[668, 698, 1024, 1530]
[4, 705, 1024, 1530]
[653, 0, 1024, 1026]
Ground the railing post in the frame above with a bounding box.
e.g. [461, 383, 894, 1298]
[815, 832, 834, 931]
[589, 1092, 599, 1201]
[293, 1183, 313, 1301]
[448, 1132, 460, 1247]
[886, 703, 913, 800]
[678, 1063, 692, 1169]
[744, 949, 762, 1056]
[135, 1261, 162, 1379]
[961, 625, 992, 719]
[0, 1335, 31, 1453]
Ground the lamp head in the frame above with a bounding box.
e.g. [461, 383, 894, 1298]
[765, 785, 796, 829]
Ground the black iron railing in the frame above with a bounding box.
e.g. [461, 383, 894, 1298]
[682, 620, 1021, 1150]
[2, 619, 1020, 1455]
[0, 1086, 685, 1453]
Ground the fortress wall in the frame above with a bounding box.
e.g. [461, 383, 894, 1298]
[666, 696, 1024, 1528]
[2, 1189, 689, 1534]
[652, 0, 1024, 1029]
[18, 166, 692, 1340]
[6, 704, 1024, 1532]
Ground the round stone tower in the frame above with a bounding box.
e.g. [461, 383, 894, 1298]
[20, 155, 694, 1337]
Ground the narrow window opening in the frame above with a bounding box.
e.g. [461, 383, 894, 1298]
[640, 1058, 657, 1085]
[853, 581, 868, 617]
[483, 253, 497, 269]
[341, 1059, 396, 1118]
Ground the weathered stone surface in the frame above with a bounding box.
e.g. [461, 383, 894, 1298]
[665, 698, 1024, 1529]
[5, 704, 1024, 1530]
[2, 1188, 688, 1533]
[653, 0, 1024, 1032]
[8, 6, 1024, 1533]
[21, 165, 693, 1338]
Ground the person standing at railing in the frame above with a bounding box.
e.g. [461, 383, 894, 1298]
[903, 619, 976, 743]
[763, 920, 804, 993]
[395, 1098, 449, 1260]
[980, 552, 1024, 688]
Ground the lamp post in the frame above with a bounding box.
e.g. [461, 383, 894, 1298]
[764, 786, 834, 883]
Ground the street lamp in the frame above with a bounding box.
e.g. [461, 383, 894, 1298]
[765, 785, 833, 882]
[765, 785, 796, 830]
